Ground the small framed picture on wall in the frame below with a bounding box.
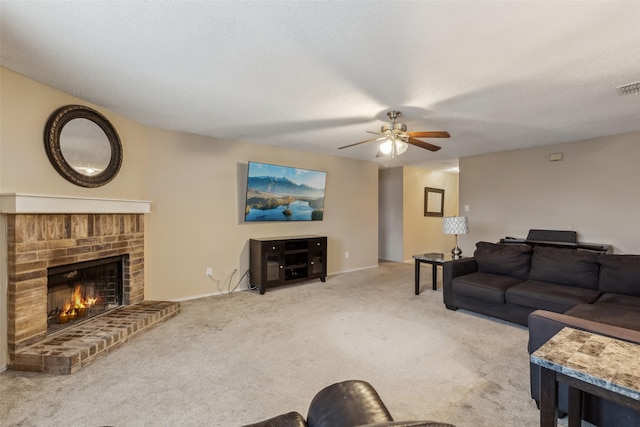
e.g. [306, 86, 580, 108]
[424, 187, 444, 217]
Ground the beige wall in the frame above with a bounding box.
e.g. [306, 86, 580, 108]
[143, 127, 379, 300]
[402, 167, 459, 261]
[378, 167, 403, 261]
[459, 132, 640, 255]
[0, 69, 149, 198]
[0, 68, 379, 368]
[378, 166, 459, 262]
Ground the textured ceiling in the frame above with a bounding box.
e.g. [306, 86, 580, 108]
[1, 1, 639, 170]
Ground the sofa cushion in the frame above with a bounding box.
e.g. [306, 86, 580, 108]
[505, 280, 601, 313]
[597, 254, 640, 296]
[564, 303, 640, 332]
[452, 272, 522, 304]
[594, 293, 640, 310]
[528, 246, 599, 289]
[473, 241, 531, 280]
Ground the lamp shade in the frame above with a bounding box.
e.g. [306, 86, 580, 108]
[443, 216, 469, 235]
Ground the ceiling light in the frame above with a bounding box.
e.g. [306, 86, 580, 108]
[616, 81, 640, 96]
[379, 137, 408, 158]
[379, 139, 393, 155]
[395, 140, 408, 155]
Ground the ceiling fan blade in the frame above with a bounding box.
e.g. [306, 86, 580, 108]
[407, 131, 451, 138]
[366, 131, 384, 136]
[338, 138, 379, 150]
[408, 137, 441, 152]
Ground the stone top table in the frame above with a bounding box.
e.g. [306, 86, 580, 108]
[531, 327, 640, 427]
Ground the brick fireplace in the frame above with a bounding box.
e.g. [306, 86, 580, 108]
[0, 193, 182, 373]
[6, 213, 145, 360]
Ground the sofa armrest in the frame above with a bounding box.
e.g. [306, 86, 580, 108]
[442, 257, 477, 309]
[528, 309, 640, 355]
[528, 309, 640, 412]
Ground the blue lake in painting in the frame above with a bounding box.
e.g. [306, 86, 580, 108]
[245, 200, 316, 221]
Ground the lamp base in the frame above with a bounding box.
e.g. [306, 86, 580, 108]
[451, 245, 462, 258]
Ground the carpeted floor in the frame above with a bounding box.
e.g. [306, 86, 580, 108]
[1, 260, 542, 426]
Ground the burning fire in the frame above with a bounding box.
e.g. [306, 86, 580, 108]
[58, 285, 98, 323]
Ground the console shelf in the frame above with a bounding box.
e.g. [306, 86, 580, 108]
[249, 235, 327, 294]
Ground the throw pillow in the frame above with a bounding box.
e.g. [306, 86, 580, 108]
[528, 246, 599, 289]
[474, 241, 532, 280]
[598, 254, 640, 296]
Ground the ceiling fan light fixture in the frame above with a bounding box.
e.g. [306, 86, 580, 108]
[382, 123, 407, 133]
[379, 138, 393, 155]
[337, 109, 449, 155]
[379, 137, 408, 157]
[395, 140, 408, 155]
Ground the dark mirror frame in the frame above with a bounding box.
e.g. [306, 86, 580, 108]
[44, 104, 123, 188]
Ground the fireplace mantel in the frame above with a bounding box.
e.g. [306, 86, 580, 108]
[0, 193, 152, 214]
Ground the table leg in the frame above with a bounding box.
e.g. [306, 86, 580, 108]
[415, 260, 420, 295]
[540, 367, 558, 427]
[568, 386, 582, 427]
[432, 263, 438, 290]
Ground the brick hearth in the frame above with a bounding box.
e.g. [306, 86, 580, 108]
[6, 213, 148, 367]
[14, 301, 180, 374]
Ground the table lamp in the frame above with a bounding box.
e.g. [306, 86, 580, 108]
[443, 216, 469, 258]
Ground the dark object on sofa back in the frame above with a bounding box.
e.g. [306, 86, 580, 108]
[526, 229, 577, 243]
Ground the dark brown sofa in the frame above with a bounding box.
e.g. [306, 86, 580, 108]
[443, 242, 640, 426]
[443, 242, 608, 326]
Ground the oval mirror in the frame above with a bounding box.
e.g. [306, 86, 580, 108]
[44, 105, 123, 187]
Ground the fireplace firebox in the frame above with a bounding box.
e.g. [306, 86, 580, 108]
[47, 256, 125, 333]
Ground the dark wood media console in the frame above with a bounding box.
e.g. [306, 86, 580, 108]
[249, 235, 327, 294]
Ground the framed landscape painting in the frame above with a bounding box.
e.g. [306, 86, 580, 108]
[244, 161, 327, 222]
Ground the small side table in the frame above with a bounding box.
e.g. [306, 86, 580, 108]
[531, 327, 640, 427]
[412, 253, 462, 294]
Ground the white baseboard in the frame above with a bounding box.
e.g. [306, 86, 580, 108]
[378, 256, 404, 263]
[328, 264, 379, 275]
[171, 290, 231, 301]
[172, 264, 381, 299]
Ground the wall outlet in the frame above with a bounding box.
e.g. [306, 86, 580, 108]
[345, 251, 349, 259]
[206, 268, 213, 277]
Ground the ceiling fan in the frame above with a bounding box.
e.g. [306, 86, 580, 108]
[339, 110, 450, 158]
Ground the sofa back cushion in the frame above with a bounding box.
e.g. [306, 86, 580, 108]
[528, 246, 599, 289]
[598, 254, 640, 296]
[474, 241, 531, 280]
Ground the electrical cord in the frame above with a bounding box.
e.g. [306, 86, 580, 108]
[211, 268, 251, 294]
[246, 271, 258, 291]
[229, 268, 250, 293]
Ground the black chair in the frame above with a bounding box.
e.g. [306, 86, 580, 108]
[242, 380, 455, 427]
